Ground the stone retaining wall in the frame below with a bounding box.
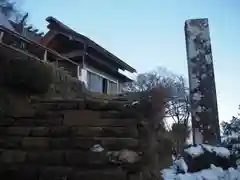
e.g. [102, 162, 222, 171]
[0, 88, 167, 180]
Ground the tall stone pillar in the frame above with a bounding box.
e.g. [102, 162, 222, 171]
[184, 18, 221, 145]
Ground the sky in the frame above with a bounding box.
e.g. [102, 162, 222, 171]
[21, 0, 240, 123]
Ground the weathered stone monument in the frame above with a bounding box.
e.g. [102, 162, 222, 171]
[184, 18, 221, 145]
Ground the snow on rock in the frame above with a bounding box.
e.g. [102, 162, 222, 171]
[214, 147, 231, 158]
[118, 149, 140, 164]
[174, 158, 188, 173]
[202, 144, 230, 158]
[90, 144, 104, 152]
[192, 93, 202, 101]
[225, 167, 240, 180]
[185, 144, 230, 158]
[236, 159, 240, 166]
[172, 155, 176, 161]
[161, 165, 240, 180]
[183, 144, 236, 172]
[184, 145, 204, 158]
[161, 168, 177, 180]
[131, 101, 139, 105]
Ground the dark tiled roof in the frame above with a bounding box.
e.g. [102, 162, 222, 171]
[45, 16, 136, 73]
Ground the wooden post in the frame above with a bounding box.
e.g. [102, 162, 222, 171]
[80, 43, 88, 87]
[43, 50, 48, 61]
[184, 18, 221, 145]
[0, 31, 4, 42]
[83, 43, 87, 68]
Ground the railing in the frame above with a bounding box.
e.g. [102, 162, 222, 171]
[0, 25, 79, 66]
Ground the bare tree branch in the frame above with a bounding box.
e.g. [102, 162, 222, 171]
[0, 0, 27, 23]
[123, 67, 191, 154]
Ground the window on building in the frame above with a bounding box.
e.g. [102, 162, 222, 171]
[108, 80, 118, 95]
[118, 83, 123, 94]
[87, 71, 118, 94]
[87, 71, 103, 93]
[102, 78, 108, 94]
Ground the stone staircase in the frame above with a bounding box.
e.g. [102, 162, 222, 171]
[0, 97, 144, 180]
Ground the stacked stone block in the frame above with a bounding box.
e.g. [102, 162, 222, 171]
[0, 94, 165, 180]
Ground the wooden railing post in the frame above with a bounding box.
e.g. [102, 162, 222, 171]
[0, 26, 79, 70]
[43, 50, 47, 61]
[0, 31, 4, 43]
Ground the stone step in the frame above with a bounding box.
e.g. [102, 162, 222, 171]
[33, 109, 137, 120]
[0, 149, 140, 167]
[71, 126, 138, 138]
[0, 116, 138, 128]
[30, 98, 85, 104]
[30, 97, 128, 112]
[0, 117, 63, 127]
[62, 110, 138, 127]
[0, 137, 139, 150]
[3, 111, 62, 119]
[0, 165, 127, 180]
[0, 150, 109, 166]
[64, 118, 138, 127]
[0, 117, 138, 128]
[100, 110, 138, 119]
[31, 99, 86, 111]
[84, 98, 125, 111]
[69, 169, 126, 180]
[12, 117, 63, 127]
[0, 126, 138, 138]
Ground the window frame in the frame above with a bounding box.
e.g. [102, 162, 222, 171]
[85, 68, 119, 94]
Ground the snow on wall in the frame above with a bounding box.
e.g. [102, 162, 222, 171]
[184, 19, 221, 145]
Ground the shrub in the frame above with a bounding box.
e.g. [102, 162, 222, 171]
[0, 54, 87, 98]
[43, 65, 86, 99]
[3, 57, 53, 94]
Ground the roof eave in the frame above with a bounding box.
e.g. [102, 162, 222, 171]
[45, 16, 137, 73]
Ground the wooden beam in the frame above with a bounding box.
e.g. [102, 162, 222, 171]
[46, 19, 136, 73]
[41, 30, 58, 46]
[61, 50, 84, 58]
[0, 42, 43, 62]
[86, 53, 118, 72]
